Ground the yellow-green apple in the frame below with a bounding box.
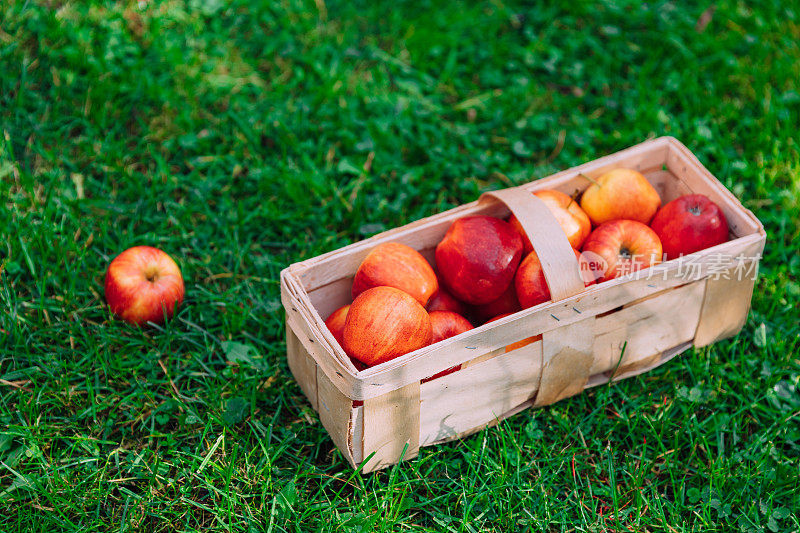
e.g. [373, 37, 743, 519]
[352, 242, 438, 306]
[471, 282, 520, 324]
[324, 304, 350, 347]
[514, 248, 596, 309]
[342, 286, 432, 366]
[485, 313, 542, 352]
[581, 220, 662, 281]
[426, 285, 469, 317]
[650, 194, 729, 259]
[429, 310, 473, 344]
[104, 246, 185, 325]
[509, 189, 592, 251]
[435, 216, 523, 305]
[580, 168, 662, 225]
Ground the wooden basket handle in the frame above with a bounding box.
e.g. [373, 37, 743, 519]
[479, 187, 584, 301]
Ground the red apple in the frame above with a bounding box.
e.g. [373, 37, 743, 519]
[104, 246, 185, 325]
[426, 286, 469, 316]
[351, 242, 437, 306]
[581, 220, 662, 281]
[342, 286, 432, 366]
[471, 282, 520, 324]
[580, 168, 662, 225]
[435, 216, 523, 305]
[515, 248, 596, 309]
[325, 304, 350, 347]
[349, 356, 368, 371]
[650, 194, 729, 260]
[485, 314, 542, 352]
[421, 366, 461, 381]
[485, 313, 512, 323]
[326, 306, 370, 372]
[422, 309, 471, 381]
[429, 311, 473, 344]
[509, 189, 592, 251]
[505, 335, 542, 353]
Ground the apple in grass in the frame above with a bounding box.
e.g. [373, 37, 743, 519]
[581, 220, 662, 281]
[515, 248, 597, 309]
[342, 286, 432, 367]
[352, 242, 437, 306]
[435, 216, 523, 305]
[650, 194, 729, 260]
[509, 189, 592, 251]
[580, 168, 662, 225]
[104, 246, 185, 325]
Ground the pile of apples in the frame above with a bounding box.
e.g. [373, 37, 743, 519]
[328, 167, 730, 371]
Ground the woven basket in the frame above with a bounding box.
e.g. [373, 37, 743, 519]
[280, 137, 766, 472]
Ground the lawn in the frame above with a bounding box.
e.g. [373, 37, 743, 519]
[2, 0, 799, 531]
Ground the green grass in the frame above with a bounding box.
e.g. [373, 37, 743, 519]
[2, 0, 799, 530]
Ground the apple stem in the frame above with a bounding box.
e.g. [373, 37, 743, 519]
[567, 188, 580, 208]
[144, 266, 160, 282]
[578, 172, 602, 188]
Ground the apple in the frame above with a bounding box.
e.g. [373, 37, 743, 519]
[342, 286, 432, 366]
[324, 304, 350, 347]
[580, 168, 662, 225]
[485, 313, 542, 352]
[471, 282, 520, 324]
[104, 246, 185, 325]
[505, 335, 541, 353]
[349, 356, 368, 372]
[422, 309, 471, 381]
[650, 194, 729, 260]
[509, 189, 592, 251]
[515, 248, 596, 309]
[581, 219, 662, 281]
[422, 366, 461, 381]
[435, 216, 523, 305]
[426, 286, 469, 317]
[326, 305, 370, 371]
[429, 310, 473, 344]
[352, 242, 438, 306]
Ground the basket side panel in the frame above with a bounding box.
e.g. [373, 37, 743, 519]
[585, 341, 693, 388]
[316, 366, 357, 467]
[645, 169, 694, 203]
[694, 260, 759, 347]
[361, 382, 421, 473]
[419, 340, 542, 446]
[591, 281, 706, 376]
[534, 318, 595, 406]
[286, 316, 319, 411]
